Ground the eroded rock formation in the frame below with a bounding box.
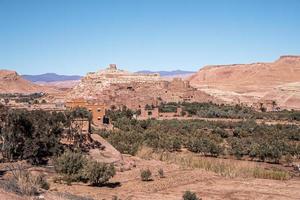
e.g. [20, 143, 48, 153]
[0, 70, 59, 94]
[188, 55, 300, 110]
[68, 65, 215, 109]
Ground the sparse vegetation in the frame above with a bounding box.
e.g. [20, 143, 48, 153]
[54, 151, 87, 182]
[137, 149, 291, 181]
[0, 164, 49, 196]
[158, 168, 165, 178]
[82, 161, 115, 186]
[54, 151, 116, 186]
[183, 191, 201, 200]
[140, 169, 152, 181]
[100, 113, 300, 165]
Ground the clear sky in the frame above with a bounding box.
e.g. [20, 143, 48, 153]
[1, 0, 300, 75]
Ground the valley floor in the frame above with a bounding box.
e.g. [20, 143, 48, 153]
[48, 156, 300, 200]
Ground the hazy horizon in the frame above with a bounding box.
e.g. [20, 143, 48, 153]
[1, 0, 300, 75]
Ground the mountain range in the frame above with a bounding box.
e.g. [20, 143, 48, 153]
[22, 73, 82, 82]
[22, 70, 195, 82]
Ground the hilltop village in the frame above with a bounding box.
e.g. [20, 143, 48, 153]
[1, 64, 219, 127]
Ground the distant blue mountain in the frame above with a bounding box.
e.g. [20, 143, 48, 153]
[22, 70, 194, 82]
[22, 73, 82, 82]
[136, 70, 195, 76]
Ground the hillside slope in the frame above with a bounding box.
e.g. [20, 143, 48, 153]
[188, 56, 300, 110]
[189, 56, 300, 93]
[0, 70, 59, 94]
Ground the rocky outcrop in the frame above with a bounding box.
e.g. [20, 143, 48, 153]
[189, 55, 300, 93]
[188, 55, 300, 110]
[68, 65, 161, 99]
[68, 65, 216, 109]
[89, 134, 124, 165]
[0, 69, 60, 94]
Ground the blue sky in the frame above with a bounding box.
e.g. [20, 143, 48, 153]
[0, 0, 300, 75]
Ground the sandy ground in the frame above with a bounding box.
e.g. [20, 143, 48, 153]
[48, 156, 300, 200]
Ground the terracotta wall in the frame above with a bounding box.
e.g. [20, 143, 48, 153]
[66, 99, 106, 125]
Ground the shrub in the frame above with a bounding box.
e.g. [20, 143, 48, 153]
[34, 174, 50, 190]
[54, 151, 87, 182]
[0, 165, 50, 196]
[213, 127, 229, 138]
[187, 137, 223, 157]
[83, 161, 115, 186]
[183, 191, 201, 200]
[158, 168, 165, 178]
[140, 169, 152, 181]
[0, 179, 21, 195]
[106, 130, 142, 155]
[284, 154, 294, 166]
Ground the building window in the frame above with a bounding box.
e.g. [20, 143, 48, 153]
[97, 108, 101, 112]
[98, 117, 101, 120]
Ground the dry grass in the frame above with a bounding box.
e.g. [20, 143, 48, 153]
[137, 146, 291, 181]
[0, 164, 49, 196]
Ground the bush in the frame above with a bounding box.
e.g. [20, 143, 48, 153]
[140, 169, 152, 181]
[34, 174, 50, 190]
[54, 151, 87, 182]
[213, 127, 229, 138]
[183, 191, 201, 200]
[187, 137, 223, 157]
[83, 161, 115, 186]
[105, 130, 142, 155]
[0, 165, 49, 196]
[158, 168, 165, 178]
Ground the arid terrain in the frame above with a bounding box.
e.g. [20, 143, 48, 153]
[0, 70, 60, 94]
[0, 57, 300, 200]
[2, 0, 300, 199]
[189, 56, 300, 110]
[47, 156, 300, 200]
[1, 152, 299, 200]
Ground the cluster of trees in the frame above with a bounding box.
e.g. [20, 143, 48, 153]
[0, 93, 45, 104]
[153, 102, 300, 121]
[158, 102, 178, 113]
[0, 105, 94, 165]
[100, 108, 300, 164]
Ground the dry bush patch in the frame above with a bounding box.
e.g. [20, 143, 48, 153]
[0, 164, 49, 196]
[137, 147, 291, 180]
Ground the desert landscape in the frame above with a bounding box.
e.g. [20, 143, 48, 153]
[0, 58, 299, 200]
[1, 1, 300, 200]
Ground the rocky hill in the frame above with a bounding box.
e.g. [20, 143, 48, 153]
[0, 70, 59, 94]
[188, 56, 300, 110]
[68, 64, 215, 109]
[189, 56, 300, 92]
